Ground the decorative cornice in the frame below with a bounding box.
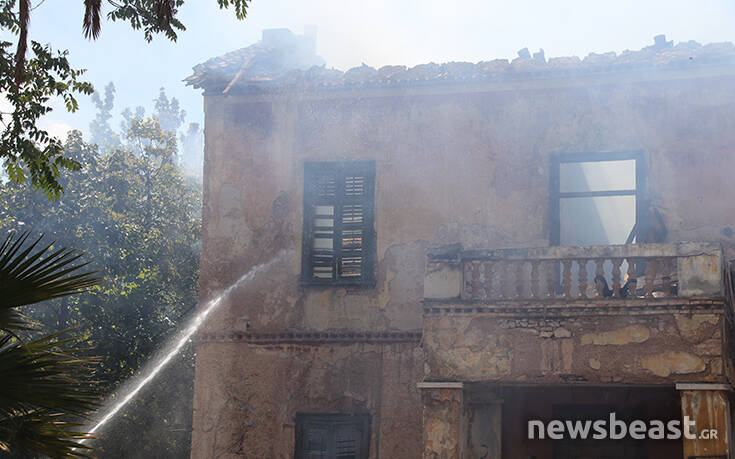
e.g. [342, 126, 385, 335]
[196, 330, 422, 345]
[417, 382, 464, 390]
[676, 383, 733, 391]
[423, 298, 725, 317]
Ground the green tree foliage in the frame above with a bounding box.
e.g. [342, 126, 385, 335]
[0, 232, 102, 458]
[89, 82, 121, 153]
[0, 2, 94, 199]
[1, 0, 249, 198]
[153, 87, 186, 133]
[120, 105, 146, 136]
[83, 0, 251, 42]
[0, 104, 202, 456]
[179, 122, 203, 178]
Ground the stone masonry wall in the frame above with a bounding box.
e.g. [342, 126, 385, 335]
[424, 312, 725, 384]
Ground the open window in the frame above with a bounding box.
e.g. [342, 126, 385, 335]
[551, 152, 645, 247]
[301, 161, 376, 285]
[295, 413, 371, 459]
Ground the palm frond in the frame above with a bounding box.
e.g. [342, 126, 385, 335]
[0, 231, 101, 331]
[0, 231, 102, 457]
[83, 0, 102, 40]
[0, 332, 100, 420]
[0, 410, 95, 458]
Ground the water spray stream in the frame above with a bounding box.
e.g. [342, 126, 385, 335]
[86, 252, 286, 437]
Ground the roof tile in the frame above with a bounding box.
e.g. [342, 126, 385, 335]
[185, 35, 735, 93]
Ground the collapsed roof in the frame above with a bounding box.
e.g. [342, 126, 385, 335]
[185, 31, 735, 94]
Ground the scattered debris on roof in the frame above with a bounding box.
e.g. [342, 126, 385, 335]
[185, 33, 735, 93]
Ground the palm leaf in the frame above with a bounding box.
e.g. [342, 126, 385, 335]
[0, 231, 101, 331]
[0, 331, 101, 458]
[0, 232, 102, 458]
[0, 332, 100, 420]
[0, 410, 95, 458]
[83, 0, 102, 40]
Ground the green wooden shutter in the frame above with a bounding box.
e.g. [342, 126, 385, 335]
[302, 161, 375, 285]
[295, 413, 370, 459]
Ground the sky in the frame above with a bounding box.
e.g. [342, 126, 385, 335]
[27, 0, 735, 140]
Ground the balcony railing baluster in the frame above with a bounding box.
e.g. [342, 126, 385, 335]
[578, 259, 588, 298]
[611, 258, 623, 298]
[546, 259, 555, 298]
[515, 260, 523, 298]
[530, 260, 540, 299]
[562, 259, 572, 298]
[644, 259, 659, 298]
[595, 259, 605, 298]
[470, 261, 481, 300]
[661, 258, 672, 297]
[626, 257, 637, 296]
[428, 243, 721, 303]
[483, 261, 493, 300]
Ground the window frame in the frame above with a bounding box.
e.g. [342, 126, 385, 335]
[301, 160, 376, 286]
[294, 412, 371, 459]
[549, 151, 646, 246]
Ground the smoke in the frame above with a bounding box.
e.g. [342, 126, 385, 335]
[86, 251, 290, 439]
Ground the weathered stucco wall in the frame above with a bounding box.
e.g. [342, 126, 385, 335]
[199, 71, 735, 333]
[193, 68, 735, 457]
[424, 312, 726, 384]
[421, 387, 465, 459]
[191, 341, 423, 458]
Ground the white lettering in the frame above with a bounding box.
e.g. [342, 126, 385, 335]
[565, 420, 592, 439]
[592, 419, 607, 439]
[547, 420, 564, 440]
[667, 420, 682, 439]
[525, 415, 698, 441]
[683, 416, 697, 440]
[528, 420, 545, 439]
[610, 412, 626, 440]
[648, 420, 665, 440]
[629, 420, 646, 439]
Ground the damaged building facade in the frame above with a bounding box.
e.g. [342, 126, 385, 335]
[187, 29, 735, 458]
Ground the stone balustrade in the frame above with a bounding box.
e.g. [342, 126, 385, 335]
[424, 242, 724, 302]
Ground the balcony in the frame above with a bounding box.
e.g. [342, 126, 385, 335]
[423, 241, 726, 314]
[420, 241, 732, 385]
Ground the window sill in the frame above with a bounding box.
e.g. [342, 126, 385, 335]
[300, 278, 376, 288]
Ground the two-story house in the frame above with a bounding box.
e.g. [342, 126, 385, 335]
[187, 30, 735, 458]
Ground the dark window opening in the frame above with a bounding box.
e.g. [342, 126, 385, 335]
[551, 152, 645, 247]
[302, 161, 375, 285]
[550, 152, 646, 292]
[295, 413, 371, 459]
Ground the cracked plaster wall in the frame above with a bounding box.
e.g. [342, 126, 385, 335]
[191, 342, 423, 459]
[194, 72, 735, 457]
[199, 75, 735, 333]
[424, 313, 725, 384]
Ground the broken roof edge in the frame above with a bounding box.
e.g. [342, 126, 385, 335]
[185, 36, 735, 94]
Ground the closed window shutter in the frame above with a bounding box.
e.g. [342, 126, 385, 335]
[305, 424, 329, 458]
[310, 172, 337, 280]
[335, 423, 360, 458]
[338, 174, 366, 279]
[303, 162, 375, 284]
[296, 414, 370, 459]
